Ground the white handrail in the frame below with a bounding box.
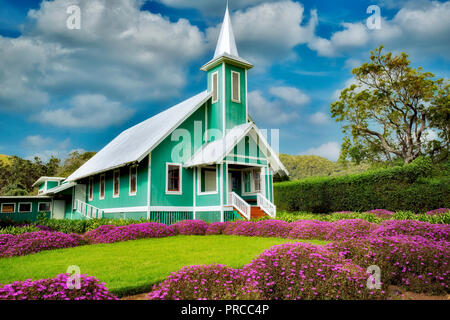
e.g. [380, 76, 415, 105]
[257, 193, 276, 218]
[228, 192, 251, 220]
[75, 199, 103, 219]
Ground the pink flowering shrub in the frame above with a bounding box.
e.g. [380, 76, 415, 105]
[326, 219, 377, 241]
[171, 220, 208, 235]
[425, 208, 450, 216]
[223, 221, 257, 236]
[243, 242, 385, 300]
[253, 220, 292, 238]
[372, 220, 450, 241]
[0, 231, 84, 258]
[83, 222, 175, 244]
[147, 264, 262, 300]
[205, 222, 229, 235]
[366, 209, 395, 219]
[288, 220, 332, 240]
[0, 273, 118, 300]
[327, 235, 450, 294]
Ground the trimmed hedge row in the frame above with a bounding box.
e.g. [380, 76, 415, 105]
[274, 158, 450, 213]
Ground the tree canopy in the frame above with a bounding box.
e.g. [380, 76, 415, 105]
[331, 46, 449, 165]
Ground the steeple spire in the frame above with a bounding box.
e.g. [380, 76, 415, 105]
[214, 2, 239, 58]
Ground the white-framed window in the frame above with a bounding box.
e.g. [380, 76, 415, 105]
[243, 169, 261, 194]
[1, 203, 15, 213]
[166, 163, 182, 195]
[198, 166, 218, 195]
[212, 71, 219, 103]
[18, 202, 32, 213]
[113, 169, 120, 198]
[88, 177, 94, 201]
[231, 70, 240, 103]
[129, 166, 137, 196]
[38, 202, 51, 212]
[99, 174, 105, 200]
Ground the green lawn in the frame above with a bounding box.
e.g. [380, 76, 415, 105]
[0, 235, 326, 296]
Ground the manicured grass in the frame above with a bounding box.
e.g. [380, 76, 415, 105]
[0, 235, 327, 296]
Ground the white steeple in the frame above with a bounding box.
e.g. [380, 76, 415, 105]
[214, 3, 239, 59]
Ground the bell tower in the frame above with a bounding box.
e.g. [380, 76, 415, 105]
[201, 4, 253, 141]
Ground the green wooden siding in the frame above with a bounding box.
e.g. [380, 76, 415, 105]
[224, 64, 246, 129]
[0, 198, 51, 222]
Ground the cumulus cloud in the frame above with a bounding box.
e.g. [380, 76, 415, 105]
[269, 86, 310, 106]
[300, 141, 341, 161]
[0, 0, 206, 117]
[248, 90, 300, 126]
[206, 1, 316, 68]
[22, 135, 80, 161]
[155, 0, 272, 15]
[309, 112, 330, 125]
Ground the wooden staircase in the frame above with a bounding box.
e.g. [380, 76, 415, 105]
[250, 206, 266, 219]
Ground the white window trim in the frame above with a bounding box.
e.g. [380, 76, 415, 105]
[99, 174, 105, 200]
[18, 202, 32, 213]
[211, 71, 219, 104]
[197, 165, 219, 195]
[231, 70, 241, 103]
[1, 203, 16, 213]
[88, 177, 94, 201]
[38, 202, 51, 212]
[165, 163, 182, 195]
[129, 166, 138, 196]
[242, 168, 262, 195]
[113, 169, 120, 198]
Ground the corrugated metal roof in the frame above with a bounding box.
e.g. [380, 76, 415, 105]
[184, 122, 289, 175]
[66, 91, 212, 182]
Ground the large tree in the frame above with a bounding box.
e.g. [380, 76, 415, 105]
[331, 46, 449, 164]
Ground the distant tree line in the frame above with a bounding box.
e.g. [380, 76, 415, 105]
[0, 151, 95, 196]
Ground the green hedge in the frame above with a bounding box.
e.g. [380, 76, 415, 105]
[274, 157, 450, 213]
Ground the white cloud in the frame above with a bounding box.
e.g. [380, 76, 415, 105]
[269, 86, 310, 106]
[248, 90, 299, 126]
[33, 94, 135, 128]
[206, 1, 316, 68]
[155, 0, 271, 15]
[22, 135, 77, 161]
[309, 112, 330, 125]
[300, 141, 341, 161]
[0, 0, 207, 118]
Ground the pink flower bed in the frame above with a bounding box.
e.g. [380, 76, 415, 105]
[372, 220, 450, 241]
[0, 231, 84, 258]
[366, 209, 395, 218]
[253, 220, 292, 238]
[171, 220, 208, 235]
[326, 219, 377, 241]
[83, 222, 175, 244]
[425, 208, 450, 216]
[288, 220, 332, 240]
[205, 222, 229, 235]
[0, 273, 118, 300]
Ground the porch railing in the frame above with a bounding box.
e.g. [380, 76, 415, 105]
[75, 199, 103, 219]
[257, 193, 276, 218]
[228, 192, 251, 220]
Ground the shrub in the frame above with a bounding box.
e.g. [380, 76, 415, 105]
[288, 220, 332, 240]
[147, 264, 262, 300]
[274, 157, 449, 213]
[171, 220, 208, 235]
[425, 208, 450, 216]
[372, 220, 450, 241]
[205, 222, 229, 235]
[83, 223, 174, 244]
[223, 221, 257, 237]
[327, 235, 450, 295]
[243, 242, 386, 300]
[253, 220, 292, 238]
[0, 225, 40, 235]
[0, 273, 118, 300]
[0, 231, 84, 258]
[366, 209, 395, 219]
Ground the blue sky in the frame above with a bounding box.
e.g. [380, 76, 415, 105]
[0, 0, 449, 161]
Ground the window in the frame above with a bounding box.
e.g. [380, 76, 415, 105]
[253, 169, 261, 192]
[89, 177, 93, 201]
[199, 166, 217, 194]
[129, 166, 137, 195]
[38, 202, 51, 212]
[113, 170, 120, 197]
[99, 174, 105, 200]
[166, 163, 182, 194]
[18, 202, 32, 213]
[231, 71, 240, 103]
[243, 169, 261, 194]
[212, 72, 219, 103]
[1, 203, 15, 213]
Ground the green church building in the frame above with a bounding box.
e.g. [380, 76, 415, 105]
[0, 6, 288, 224]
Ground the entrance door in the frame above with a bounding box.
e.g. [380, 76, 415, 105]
[228, 171, 241, 194]
[53, 200, 65, 220]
